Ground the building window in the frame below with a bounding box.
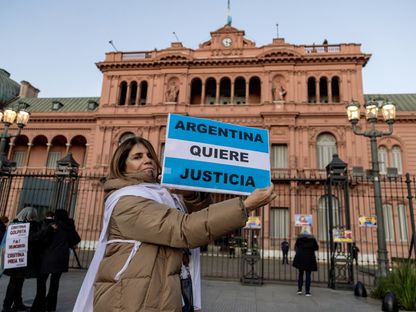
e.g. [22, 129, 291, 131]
[382, 204, 395, 241]
[319, 77, 328, 103]
[331, 77, 340, 103]
[307, 77, 316, 103]
[391, 145, 403, 175]
[139, 81, 148, 105]
[12, 151, 26, 167]
[378, 146, 388, 175]
[190, 78, 202, 104]
[234, 76, 246, 104]
[318, 195, 339, 241]
[398, 204, 408, 241]
[248, 76, 261, 104]
[271, 144, 288, 169]
[316, 133, 337, 169]
[118, 81, 127, 105]
[47, 152, 61, 168]
[129, 81, 138, 105]
[270, 207, 289, 238]
[205, 77, 216, 105]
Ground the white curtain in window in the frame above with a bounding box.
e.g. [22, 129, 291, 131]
[47, 152, 61, 168]
[270, 208, 289, 238]
[271, 144, 288, 169]
[392, 146, 403, 174]
[318, 195, 339, 240]
[316, 134, 337, 169]
[397, 204, 408, 241]
[12, 151, 26, 167]
[382, 204, 395, 241]
[378, 146, 388, 175]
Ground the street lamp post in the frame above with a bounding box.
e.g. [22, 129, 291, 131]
[346, 98, 396, 278]
[0, 107, 30, 172]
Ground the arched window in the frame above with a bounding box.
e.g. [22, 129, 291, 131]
[219, 77, 231, 104]
[118, 81, 127, 105]
[331, 77, 340, 103]
[129, 81, 138, 105]
[190, 78, 202, 104]
[139, 81, 148, 105]
[307, 77, 316, 103]
[29, 135, 48, 167]
[382, 204, 395, 241]
[234, 76, 246, 104]
[70, 135, 87, 167]
[319, 77, 328, 103]
[248, 76, 261, 104]
[119, 132, 135, 145]
[12, 135, 29, 167]
[318, 195, 340, 241]
[205, 78, 216, 104]
[316, 133, 337, 169]
[392, 145, 403, 174]
[378, 146, 388, 175]
[47, 135, 67, 168]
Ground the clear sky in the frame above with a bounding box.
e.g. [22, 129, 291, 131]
[1, 0, 415, 98]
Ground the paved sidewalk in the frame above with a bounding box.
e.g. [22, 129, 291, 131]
[0, 270, 382, 311]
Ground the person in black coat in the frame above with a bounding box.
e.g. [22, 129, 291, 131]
[2, 207, 50, 312]
[281, 240, 289, 264]
[0, 216, 9, 243]
[292, 226, 319, 296]
[31, 209, 80, 312]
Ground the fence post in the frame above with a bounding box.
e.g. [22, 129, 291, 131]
[0, 159, 16, 216]
[326, 154, 353, 289]
[405, 173, 416, 260]
[53, 153, 79, 217]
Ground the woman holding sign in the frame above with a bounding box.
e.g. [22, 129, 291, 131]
[74, 136, 276, 312]
[2, 207, 50, 312]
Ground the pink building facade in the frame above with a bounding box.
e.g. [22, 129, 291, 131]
[2, 24, 416, 281]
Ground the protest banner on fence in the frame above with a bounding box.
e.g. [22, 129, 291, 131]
[161, 114, 270, 195]
[294, 214, 313, 227]
[358, 215, 377, 228]
[4, 223, 30, 269]
[244, 216, 262, 229]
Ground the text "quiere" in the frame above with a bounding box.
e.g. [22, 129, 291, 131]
[190, 145, 249, 163]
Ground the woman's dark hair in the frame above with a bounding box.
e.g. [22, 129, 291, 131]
[108, 136, 161, 179]
[54, 209, 69, 222]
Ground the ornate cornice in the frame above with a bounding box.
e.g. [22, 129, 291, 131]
[96, 54, 370, 71]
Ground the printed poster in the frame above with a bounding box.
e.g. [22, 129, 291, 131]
[244, 216, 261, 229]
[4, 223, 30, 269]
[294, 214, 313, 227]
[161, 114, 270, 195]
[358, 215, 377, 228]
[333, 228, 353, 243]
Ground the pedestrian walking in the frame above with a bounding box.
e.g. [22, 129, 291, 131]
[73, 136, 276, 312]
[281, 240, 289, 264]
[352, 242, 360, 266]
[293, 226, 319, 297]
[31, 209, 81, 312]
[2, 207, 49, 312]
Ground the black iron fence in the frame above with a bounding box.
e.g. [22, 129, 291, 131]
[0, 169, 415, 287]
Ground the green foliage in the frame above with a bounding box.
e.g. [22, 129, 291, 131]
[371, 261, 416, 311]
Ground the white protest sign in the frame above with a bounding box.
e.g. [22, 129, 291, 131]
[161, 114, 270, 195]
[4, 223, 30, 269]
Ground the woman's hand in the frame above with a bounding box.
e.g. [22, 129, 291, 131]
[243, 185, 276, 212]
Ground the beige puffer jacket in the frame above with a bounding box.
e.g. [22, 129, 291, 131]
[94, 175, 247, 312]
